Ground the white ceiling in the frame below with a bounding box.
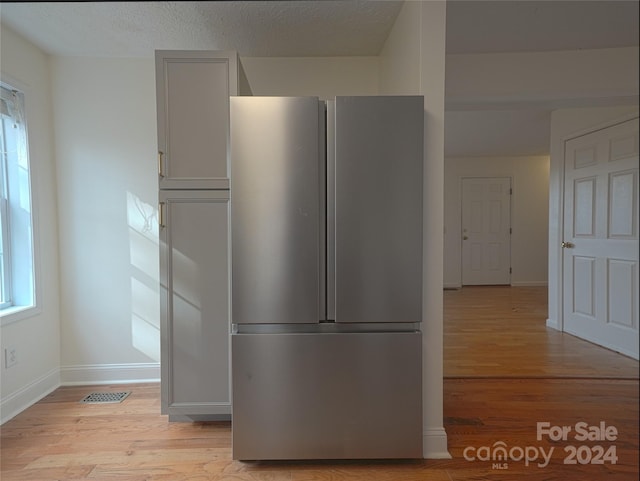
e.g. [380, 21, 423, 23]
[1, 1, 638, 157]
[446, 0, 639, 55]
[1, 1, 637, 58]
[0, 1, 404, 58]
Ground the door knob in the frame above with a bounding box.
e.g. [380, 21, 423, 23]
[463, 236, 468, 240]
[561, 241, 575, 248]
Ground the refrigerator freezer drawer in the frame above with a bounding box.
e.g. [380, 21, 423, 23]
[232, 331, 422, 460]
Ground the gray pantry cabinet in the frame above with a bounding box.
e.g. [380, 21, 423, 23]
[158, 190, 230, 419]
[157, 50, 249, 420]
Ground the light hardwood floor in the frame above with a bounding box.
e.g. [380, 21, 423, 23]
[444, 286, 639, 378]
[1, 286, 638, 480]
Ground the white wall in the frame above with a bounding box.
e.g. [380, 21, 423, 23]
[379, 1, 420, 95]
[52, 57, 161, 383]
[240, 57, 379, 98]
[446, 47, 640, 108]
[444, 155, 550, 288]
[547, 105, 639, 331]
[0, 25, 61, 423]
[380, 0, 449, 459]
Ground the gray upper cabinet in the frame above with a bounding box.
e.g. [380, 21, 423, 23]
[156, 50, 240, 189]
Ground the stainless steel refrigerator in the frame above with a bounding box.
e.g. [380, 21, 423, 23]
[230, 96, 424, 460]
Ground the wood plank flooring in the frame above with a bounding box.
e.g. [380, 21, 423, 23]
[1, 286, 638, 480]
[444, 286, 639, 378]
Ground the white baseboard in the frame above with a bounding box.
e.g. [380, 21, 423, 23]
[445, 282, 548, 289]
[1, 363, 161, 424]
[1, 368, 60, 425]
[510, 281, 548, 287]
[60, 363, 160, 386]
[423, 427, 451, 459]
[546, 318, 560, 330]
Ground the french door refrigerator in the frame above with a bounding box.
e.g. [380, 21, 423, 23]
[230, 96, 424, 460]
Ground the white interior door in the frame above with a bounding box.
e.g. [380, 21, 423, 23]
[563, 117, 639, 360]
[461, 177, 512, 285]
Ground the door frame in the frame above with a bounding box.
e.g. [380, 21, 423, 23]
[555, 112, 639, 334]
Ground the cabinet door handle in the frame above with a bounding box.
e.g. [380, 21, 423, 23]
[158, 151, 164, 178]
[159, 202, 165, 228]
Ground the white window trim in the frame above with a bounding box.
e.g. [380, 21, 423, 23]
[0, 140, 12, 310]
[0, 74, 42, 326]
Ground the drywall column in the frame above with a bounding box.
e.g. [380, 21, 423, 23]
[419, 1, 450, 459]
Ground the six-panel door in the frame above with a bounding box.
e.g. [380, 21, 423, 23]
[563, 117, 639, 359]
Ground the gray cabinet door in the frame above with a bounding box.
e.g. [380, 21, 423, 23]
[333, 96, 424, 323]
[156, 51, 238, 189]
[159, 190, 230, 417]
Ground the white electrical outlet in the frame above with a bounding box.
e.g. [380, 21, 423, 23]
[4, 347, 17, 368]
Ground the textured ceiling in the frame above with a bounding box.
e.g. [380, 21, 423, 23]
[0, 1, 637, 58]
[0, 1, 404, 57]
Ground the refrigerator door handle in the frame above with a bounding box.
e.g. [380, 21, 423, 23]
[318, 100, 327, 322]
[325, 100, 336, 321]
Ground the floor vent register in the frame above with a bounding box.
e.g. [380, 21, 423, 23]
[80, 392, 131, 404]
